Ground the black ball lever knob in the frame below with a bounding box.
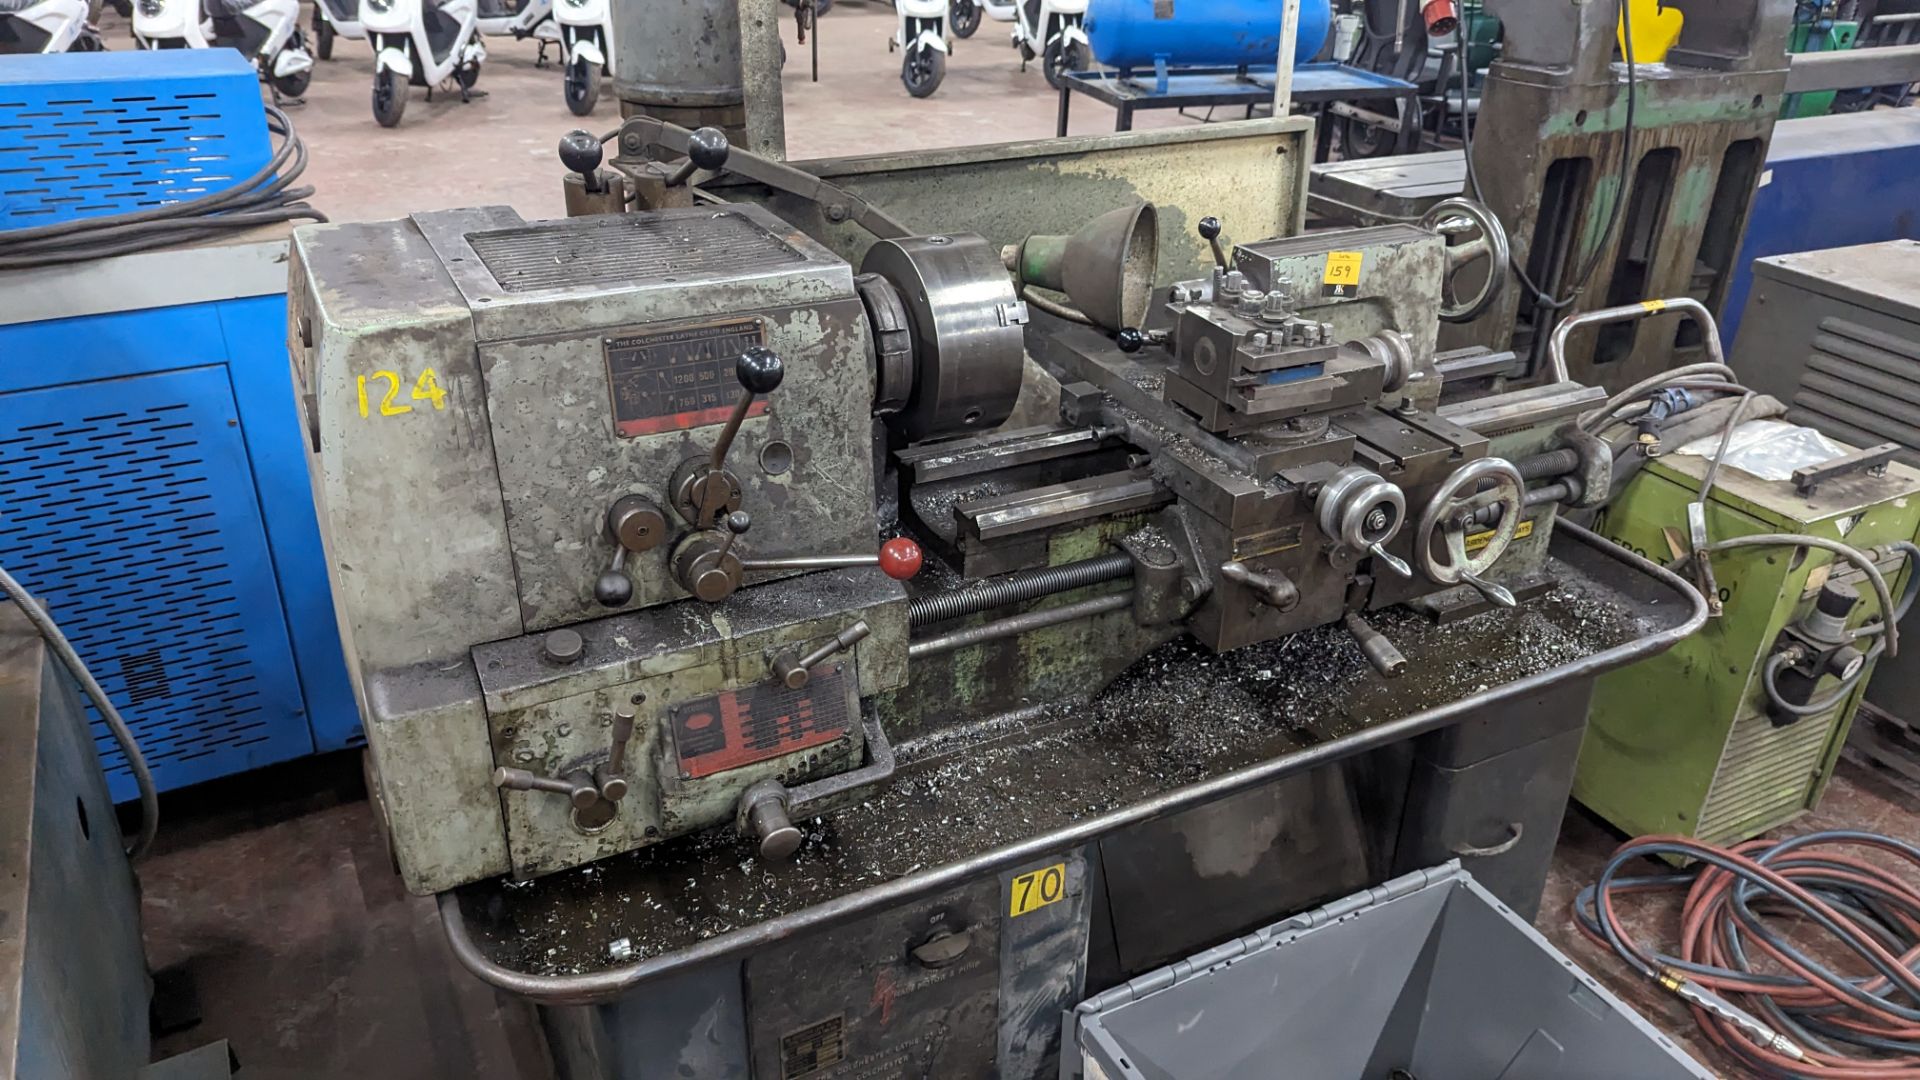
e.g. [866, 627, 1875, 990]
[1115, 327, 1146, 353]
[736, 347, 785, 395]
[559, 129, 603, 180]
[594, 570, 633, 608]
[725, 510, 752, 535]
[1197, 216, 1221, 240]
[687, 126, 732, 172]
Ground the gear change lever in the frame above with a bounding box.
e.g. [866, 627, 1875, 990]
[665, 126, 731, 188]
[559, 130, 625, 217]
[674, 347, 783, 527]
[560, 129, 605, 193]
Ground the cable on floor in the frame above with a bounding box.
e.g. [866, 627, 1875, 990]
[1575, 831, 1920, 1078]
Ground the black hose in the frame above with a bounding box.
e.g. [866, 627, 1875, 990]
[0, 564, 157, 861]
[0, 104, 325, 271]
[1762, 641, 1882, 719]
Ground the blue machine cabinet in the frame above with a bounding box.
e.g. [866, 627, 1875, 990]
[0, 255, 363, 801]
[0, 51, 359, 802]
[1718, 108, 1920, 349]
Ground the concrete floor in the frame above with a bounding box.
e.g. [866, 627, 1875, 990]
[77, 6, 1919, 1077]
[89, 0, 1197, 226]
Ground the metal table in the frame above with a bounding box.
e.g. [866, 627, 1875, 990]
[1308, 149, 1467, 225]
[1057, 61, 1419, 158]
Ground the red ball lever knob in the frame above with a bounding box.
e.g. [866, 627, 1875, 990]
[878, 537, 923, 580]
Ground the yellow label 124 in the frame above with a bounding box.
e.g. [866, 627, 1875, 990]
[357, 369, 448, 418]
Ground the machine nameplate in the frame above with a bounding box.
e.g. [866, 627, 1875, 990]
[671, 664, 854, 779]
[780, 1014, 846, 1078]
[603, 317, 768, 437]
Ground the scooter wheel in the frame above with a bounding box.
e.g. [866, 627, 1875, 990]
[1043, 39, 1086, 89]
[564, 56, 598, 117]
[373, 68, 407, 127]
[901, 44, 944, 98]
[314, 10, 335, 60]
[951, 0, 980, 38]
[273, 68, 313, 98]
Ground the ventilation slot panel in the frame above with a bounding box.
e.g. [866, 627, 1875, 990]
[0, 57, 271, 230]
[0, 366, 312, 799]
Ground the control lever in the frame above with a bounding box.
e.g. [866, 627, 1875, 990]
[492, 766, 599, 810]
[772, 621, 871, 690]
[675, 347, 783, 525]
[1371, 545, 1414, 578]
[594, 707, 636, 802]
[1344, 612, 1407, 678]
[616, 115, 914, 238]
[1114, 327, 1170, 354]
[675, 511, 752, 603]
[716, 510, 751, 562]
[665, 126, 731, 188]
[559, 129, 605, 193]
[1219, 561, 1300, 611]
[739, 537, 925, 579]
[1198, 216, 1230, 269]
[595, 550, 634, 608]
[594, 495, 667, 608]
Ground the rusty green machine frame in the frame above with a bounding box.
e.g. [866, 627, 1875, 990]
[1453, 0, 1796, 387]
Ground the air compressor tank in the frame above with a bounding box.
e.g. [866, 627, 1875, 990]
[1085, 0, 1334, 71]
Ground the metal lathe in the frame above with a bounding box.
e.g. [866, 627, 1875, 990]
[287, 15, 1711, 1073]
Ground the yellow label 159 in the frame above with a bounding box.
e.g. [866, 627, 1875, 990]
[1639, 298, 1668, 313]
[1009, 862, 1067, 917]
[1323, 250, 1364, 286]
[357, 368, 448, 418]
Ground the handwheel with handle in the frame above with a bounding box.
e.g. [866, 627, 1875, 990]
[1418, 196, 1509, 324]
[1415, 456, 1525, 608]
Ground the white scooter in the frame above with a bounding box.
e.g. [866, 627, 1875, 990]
[311, 0, 364, 59]
[554, 0, 608, 115]
[889, 0, 950, 98]
[476, 0, 556, 66]
[133, 0, 314, 100]
[0, 0, 103, 52]
[980, 0, 1088, 88]
[364, 0, 483, 127]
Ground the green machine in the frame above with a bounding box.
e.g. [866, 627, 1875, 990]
[1782, 5, 1862, 118]
[1579, 442, 1920, 846]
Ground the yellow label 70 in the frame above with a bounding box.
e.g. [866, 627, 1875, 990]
[357, 369, 448, 418]
[1010, 862, 1067, 917]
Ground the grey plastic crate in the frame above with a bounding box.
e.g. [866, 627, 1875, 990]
[1067, 862, 1710, 1080]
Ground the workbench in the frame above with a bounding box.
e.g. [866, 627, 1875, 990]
[1056, 61, 1418, 160]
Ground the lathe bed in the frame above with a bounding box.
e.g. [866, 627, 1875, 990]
[449, 529, 1691, 982]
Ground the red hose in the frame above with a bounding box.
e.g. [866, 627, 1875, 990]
[1576, 833, 1920, 1078]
